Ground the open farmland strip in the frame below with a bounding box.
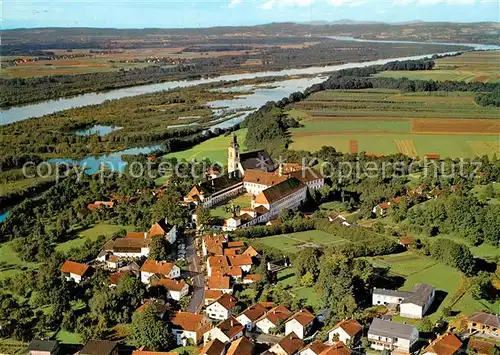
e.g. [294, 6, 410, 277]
[412, 118, 500, 134]
[395, 139, 418, 157]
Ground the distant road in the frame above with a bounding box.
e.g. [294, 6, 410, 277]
[186, 234, 205, 313]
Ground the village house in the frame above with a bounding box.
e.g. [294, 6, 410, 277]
[327, 212, 351, 226]
[236, 302, 274, 331]
[207, 274, 233, 294]
[87, 201, 115, 210]
[148, 218, 178, 244]
[108, 270, 133, 288]
[398, 236, 415, 249]
[205, 289, 224, 305]
[103, 238, 151, 258]
[200, 338, 226, 355]
[299, 341, 330, 355]
[207, 256, 230, 277]
[140, 260, 180, 284]
[151, 278, 189, 301]
[206, 293, 238, 320]
[316, 342, 352, 355]
[256, 305, 293, 334]
[367, 318, 419, 353]
[372, 197, 401, 216]
[468, 312, 500, 338]
[170, 311, 211, 346]
[243, 245, 259, 258]
[285, 309, 315, 339]
[226, 336, 253, 355]
[61, 260, 91, 283]
[243, 274, 262, 284]
[27, 339, 59, 355]
[106, 255, 123, 269]
[422, 332, 462, 355]
[227, 255, 253, 272]
[132, 350, 179, 355]
[326, 319, 363, 345]
[203, 235, 227, 256]
[135, 299, 170, 319]
[269, 332, 304, 355]
[203, 316, 244, 344]
[79, 340, 119, 355]
[372, 283, 435, 319]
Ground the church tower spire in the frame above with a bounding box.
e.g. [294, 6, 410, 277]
[228, 133, 240, 175]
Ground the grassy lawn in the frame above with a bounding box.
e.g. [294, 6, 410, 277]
[56, 223, 132, 253]
[366, 251, 499, 327]
[55, 329, 82, 344]
[165, 129, 247, 163]
[0, 241, 39, 280]
[252, 230, 349, 253]
[276, 267, 319, 308]
[210, 194, 253, 218]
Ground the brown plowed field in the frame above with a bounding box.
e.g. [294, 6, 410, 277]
[350, 140, 358, 153]
[311, 116, 408, 122]
[412, 118, 500, 134]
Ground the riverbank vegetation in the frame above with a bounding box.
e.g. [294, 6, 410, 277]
[1, 37, 468, 106]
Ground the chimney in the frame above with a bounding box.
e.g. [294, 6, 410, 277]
[230, 319, 234, 327]
[278, 163, 283, 176]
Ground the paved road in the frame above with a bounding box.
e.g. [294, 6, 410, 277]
[186, 234, 205, 313]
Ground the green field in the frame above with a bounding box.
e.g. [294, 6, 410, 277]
[211, 194, 253, 218]
[165, 129, 247, 163]
[252, 230, 348, 253]
[56, 223, 132, 253]
[376, 51, 500, 83]
[288, 89, 500, 158]
[367, 252, 499, 325]
[0, 242, 39, 280]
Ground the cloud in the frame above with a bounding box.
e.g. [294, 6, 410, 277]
[228, 0, 242, 7]
[393, 0, 492, 4]
[328, 0, 366, 6]
[261, 0, 317, 10]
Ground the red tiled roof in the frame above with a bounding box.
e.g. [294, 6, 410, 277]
[214, 316, 244, 339]
[424, 332, 462, 355]
[260, 305, 292, 325]
[208, 256, 230, 269]
[331, 319, 362, 338]
[141, 260, 176, 276]
[227, 255, 253, 267]
[205, 289, 224, 301]
[152, 278, 187, 292]
[243, 274, 261, 282]
[227, 241, 245, 248]
[319, 342, 351, 355]
[275, 332, 304, 355]
[239, 303, 271, 322]
[61, 260, 89, 276]
[226, 337, 253, 355]
[243, 169, 288, 187]
[108, 271, 130, 285]
[301, 341, 329, 355]
[135, 299, 169, 314]
[242, 246, 259, 258]
[207, 274, 231, 290]
[170, 311, 208, 332]
[132, 351, 178, 355]
[213, 293, 238, 311]
[200, 338, 225, 355]
[288, 309, 315, 327]
[126, 231, 146, 239]
[398, 236, 415, 245]
[87, 201, 115, 210]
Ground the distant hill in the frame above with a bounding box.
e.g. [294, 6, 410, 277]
[302, 19, 385, 25]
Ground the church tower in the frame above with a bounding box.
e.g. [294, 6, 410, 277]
[228, 133, 240, 175]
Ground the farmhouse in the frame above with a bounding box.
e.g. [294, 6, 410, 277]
[203, 316, 244, 344]
[468, 312, 500, 338]
[103, 237, 151, 258]
[368, 318, 419, 353]
[285, 309, 315, 339]
[61, 260, 91, 283]
[151, 278, 189, 301]
[27, 339, 59, 355]
[140, 260, 180, 284]
[206, 293, 238, 320]
[372, 283, 435, 319]
[327, 319, 363, 345]
[170, 311, 211, 346]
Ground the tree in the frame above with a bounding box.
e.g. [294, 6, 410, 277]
[420, 317, 433, 332]
[301, 272, 315, 288]
[152, 188, 189, 228]
[149, 235, 172, 261]
[196, 208, 212, 231]
[129, 305, 174, 351]
[294, 247, 322, 279]
[471, 272, 493, 301]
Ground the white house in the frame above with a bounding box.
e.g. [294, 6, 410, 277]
[207, 274, 233, 294]
[256, 305, 292, 335]
[207, 256, 230, 277]
[61, 260, 91, 284]
[227, 255, 253, 273]
[284, 309, 315, 340]
[368, 318, 419, 353]
[152, 278, 189, 301]
[269, 332, 304, 355]
[140, 260, 180, 284]
[170, 312, 211, 346]
[422, 332, 462, 355]
[236, 302, 273, 331]
[299, 341, 330, 355]
[206, 293, 238, 321]
[373, 284, 435, 319]
[327, 319, 362, 345]
[203, 317, 244, 345]
[103, 238, 150, 258]
[148, 218, 178, 244]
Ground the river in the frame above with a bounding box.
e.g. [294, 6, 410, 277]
[1, 38, 498, 222]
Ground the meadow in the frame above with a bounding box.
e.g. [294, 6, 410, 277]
[366, 252, 499, 327]
[251, 230, 349, 253]
[164, 129, 247, 164]
[288, 89, 500, 158]
[375, 50, 500, 83]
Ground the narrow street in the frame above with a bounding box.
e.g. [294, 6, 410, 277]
[186, 234, 205, 313]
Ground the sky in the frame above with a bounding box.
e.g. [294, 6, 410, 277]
[1, 0, 498, 29]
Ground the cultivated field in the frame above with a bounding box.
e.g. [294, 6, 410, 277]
[288, 89, 500, 158]
[251, 230, 349, 253]
[376, 50, 500, 83]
